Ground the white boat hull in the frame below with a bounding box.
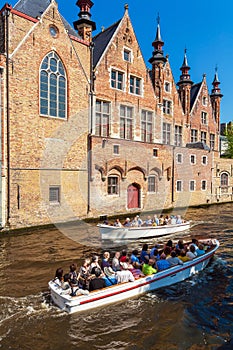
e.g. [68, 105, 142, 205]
[98, 222, 191, 241]
[48, 239, 219, 314]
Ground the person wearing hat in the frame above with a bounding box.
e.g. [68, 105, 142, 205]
[103, 267, 117, 286]
[116, 262, 135, 283]
[123, 217, 131, 227]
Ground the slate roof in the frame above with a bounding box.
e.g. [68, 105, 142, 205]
[190, 82, 201, 109]
[92, 20, 121, 67]
[14, 0, 80, 38]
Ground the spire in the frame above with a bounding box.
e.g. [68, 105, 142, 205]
[211, 66, 223, 97]
[149, 14, 166, 64]
[73, 0, 96, 41]
[177, 48, 193, 86]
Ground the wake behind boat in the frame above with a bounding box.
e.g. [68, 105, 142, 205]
[98, 221, 191, 241]
[48, 239, 219, 314]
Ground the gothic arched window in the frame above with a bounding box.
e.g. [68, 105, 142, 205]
[40, 52, 67, 119]
[220, 173, 229, 187]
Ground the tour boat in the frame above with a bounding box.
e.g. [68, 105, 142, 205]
[98, 221, 191, 241]
[48, 239, 219, 314]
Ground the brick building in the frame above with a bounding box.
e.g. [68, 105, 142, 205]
[0, 0, 229, 229]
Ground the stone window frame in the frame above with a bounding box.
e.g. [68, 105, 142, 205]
[176, 153, 183, 164]
[174, 125, 182, 146]
[189, 180, 196, 192]
[202, 155, 208, 165]
[129, 74, 142, 96]
[202, 96, 207, 106]
[40, 51, 67, 119]
[191, 129, 198, 143]
[113, 144, 120, 155]
[164, 81, 171, 93]
[153, 148, 158, 158]
[162, 122, 171, 145]
[141, 109, 153, 142]
[201, 111, 208, 125]
[123, 46, 133, 63]
[110, 67, 125, 91]
[119, 104, 134, 140]
[163, 99, 172, 115]
[190, 154, 196, 165]
[201, 131, 207, 144]
[148, 175, 159, 193]
[176, 180, 183, 192]
[49, 186, 61, 204]
[95, 99, 111, 137]
[107, 175, 119, 195]
[210, 133, 215, 150]
[201, 180, 207, 191]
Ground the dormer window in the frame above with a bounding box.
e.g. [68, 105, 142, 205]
[202, 96, 207, 106]
[164, 82, 171, 92]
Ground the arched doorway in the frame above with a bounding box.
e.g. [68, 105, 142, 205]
[127, 183, 140, 209]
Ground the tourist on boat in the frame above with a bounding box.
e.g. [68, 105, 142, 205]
[140, 243, 150, 263]
[176, 239, 184, 250]
[112, 251, 121, 271]
[164, 215, 171, 225]
[114, 218, 122, 227]
[144, 216, 152, 226]
[156, 254, 171, 271]
[130, 249, 141, 267]
[131, 216, 139, 227]
[63, 274, 89, 297]
[178, 249, 190, 262]
[159, 214, 164, 225]
[142, 258, 157, 275]
[149, 245, 160, 260]
[103, 267, 117, 286]
[101, 251, 111, 270]
[152, 215, 159, 226]
[163, 246, 172, 258]
[170, 215, 177, 225]
[89, 267, 106, 292]
[136, 215, 143, 226]
[196, 243, 205, 256]
[53, 267, 64, 286]
[89, 255, 102, 274]
[190, 238, 199, 251]
[123, 218, 131, 227]
[68, 263, 79, 285]
[166, 251, 184, 266]
[176, 215, 183, 224]
[79, 258, 91, 290]
[116, 262, 135, 283]
[120, 250, 128, 263]
[186, 245, 197, 260]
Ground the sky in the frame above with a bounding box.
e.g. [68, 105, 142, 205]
[4, 0, 233, 123]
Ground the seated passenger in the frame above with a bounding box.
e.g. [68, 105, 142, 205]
[123, 217, 131, 227]
[131, 249, 141, 268]
[156, 254, 171, 271]
[178, 249, 190, 262]
[89, 268, 106, 292]
[79, 258, 91, 290]
[103, 267, 117, 286]
[114, 218, 122, 227]
[196, 243, 205, 256]
[136, 215, 143, 226]
[68, 263, 78, 285]
[112, 251, 121, 271]
[176, 215, 183, 224]
[53, 267, 63, 286]
[186, 245, 197, 260]
[101, 251, 111, 270]
[140, 243, 150, 263]
[120, 250, 128, 263]
[149, 245, 160, 260]
[190, 238, 199, 251]
[170, 215, 177, 225]
[142, 259, 157, 275]
[144, 216, 152, 226]
[153, 215, 159, 226]
[176, 239, 184, 250]
[116, 263, 135, 283]
[159, 214, 164, 225]
[166, 251, 183, 266]
[89, 255, 102, 274]
[63, 274, 89, 296]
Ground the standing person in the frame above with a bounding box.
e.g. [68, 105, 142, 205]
[136, 215, 143, 227]
[79, 258, 91, 290]
[89, 268, 106, 292]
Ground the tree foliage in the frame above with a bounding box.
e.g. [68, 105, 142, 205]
[224, 127, 233, 158]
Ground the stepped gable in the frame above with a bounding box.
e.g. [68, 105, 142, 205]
[92, 20, 121, 67]
[190, 82, 201, 109]
[14, 0, 80, 38]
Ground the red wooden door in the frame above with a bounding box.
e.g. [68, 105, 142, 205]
[127, 184, 139, 209]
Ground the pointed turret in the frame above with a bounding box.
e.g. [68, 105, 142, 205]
[149, 14, 167, 65]
[210, 67, 223, 132]
[177, 49, 193, 121]
[73, 0, 96, 42]
[149, 15, 167, 101]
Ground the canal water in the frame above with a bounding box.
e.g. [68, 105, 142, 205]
[0, 203, 232, 350]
